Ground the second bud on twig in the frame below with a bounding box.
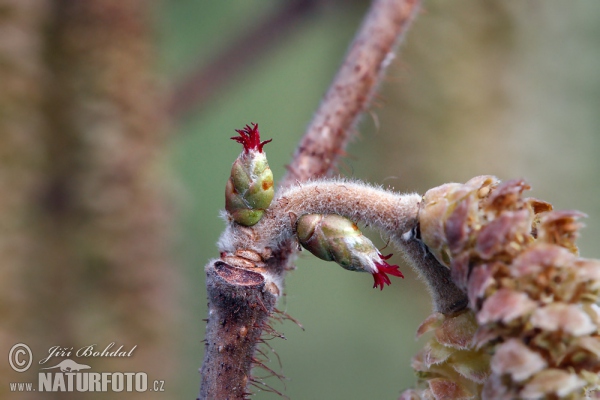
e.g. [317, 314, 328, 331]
[295, 213, 404, 290]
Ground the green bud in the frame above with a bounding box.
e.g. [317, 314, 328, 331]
[225, 123, 274, 226]
[296, 214, 404, 290]
[296, 214, 359, 269]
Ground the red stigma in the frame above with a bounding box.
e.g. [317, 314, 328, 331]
[372, 253, 404, 290]
[231, 123, 272, 153]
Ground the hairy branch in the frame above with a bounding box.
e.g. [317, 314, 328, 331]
[200, 0, 423, 398]
[219, 179, 467, 314]
[200, 262, 278, 400]
[220, 180, 421, 253]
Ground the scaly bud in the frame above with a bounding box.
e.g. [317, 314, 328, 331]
[418, 175, 500, 269]
[225, 123, 274, 226]
[413, 176, 600, 398]
[296, 214, 404, 290]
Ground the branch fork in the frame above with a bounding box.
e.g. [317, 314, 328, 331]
[201, 175, 469, 399]
[200, 0, 425, 398]
[195, 0, 600, 398]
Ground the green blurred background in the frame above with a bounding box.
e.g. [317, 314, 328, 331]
[162, 1, 600, 398]
[3, 1, 598, 399]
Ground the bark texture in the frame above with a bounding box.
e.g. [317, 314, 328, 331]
[1, 1, 176, 398]
[199, 0, 423, 398]
[199, 262, 278, 400]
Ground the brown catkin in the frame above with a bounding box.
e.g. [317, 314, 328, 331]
[403, 176, 600, 399]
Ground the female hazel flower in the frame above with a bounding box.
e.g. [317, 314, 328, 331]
[296, 214, 403, 290]
[225, 123, 274, 226]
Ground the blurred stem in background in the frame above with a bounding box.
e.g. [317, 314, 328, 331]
[168, 0, 321, 121]
[0, 1, 176, 398]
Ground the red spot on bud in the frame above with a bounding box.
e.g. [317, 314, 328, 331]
[372, 253, 404, 290]
[231, 123, 272, 153]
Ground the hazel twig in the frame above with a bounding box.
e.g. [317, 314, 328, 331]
[281, 0, 421, 186]
[199, 1, 422, 398]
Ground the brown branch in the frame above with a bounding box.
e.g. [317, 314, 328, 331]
[280, 0, 421, 187]
[199, 262, 278, 400]
[263, 0, 466, 339]
[199, 0, 422, 398]
[397, 238, 468, 315]
[220, 179, 468, 315]
[168, 0, 319, 121]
